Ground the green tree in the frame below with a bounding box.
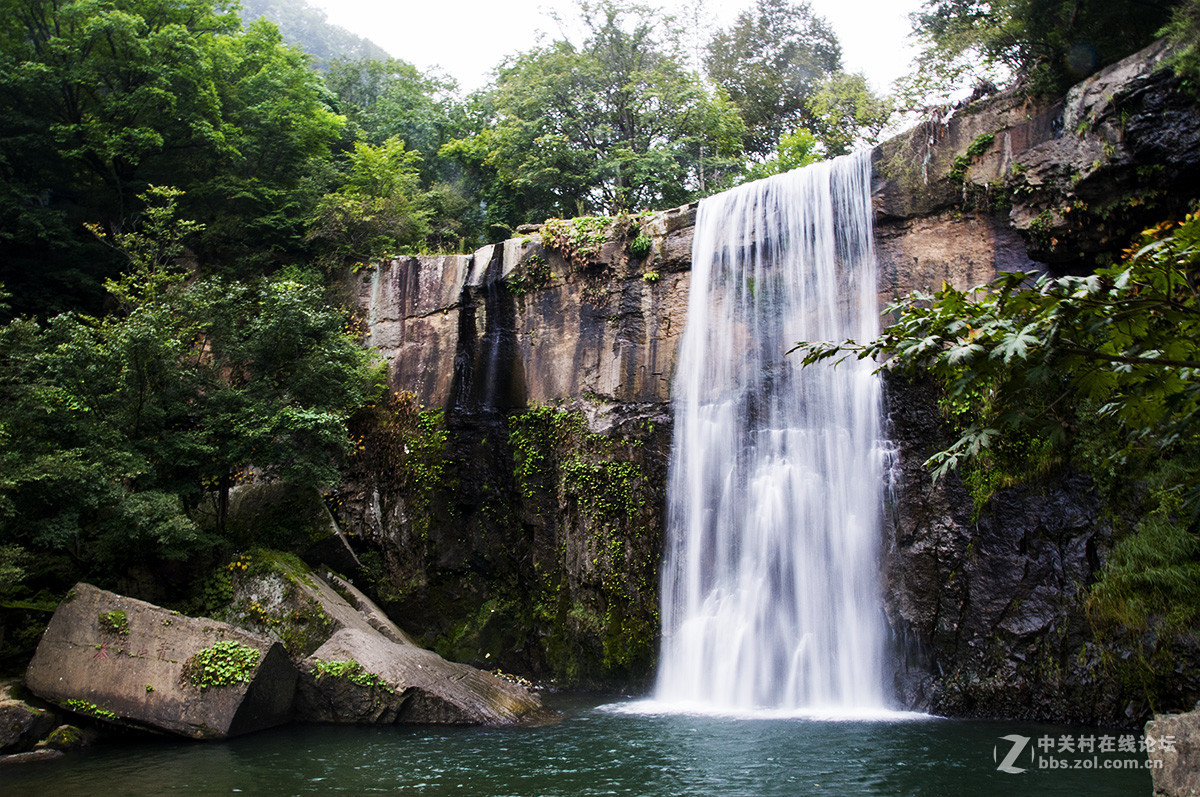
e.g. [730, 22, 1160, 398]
[323, 57, 458, 162]
[0, 0, 239, 218]
[305, 137, 431, 267]
[321, 57, 480, 249]
[0, 0, 347, 313]
[442, 0, 745, 227]
[0, 0, 239, 314]
[176, 274, 377, 530]
[0, 190, 376, 586]
[743, 128, 822, 180]
[704, 0, 842, 160]
[807, 72, 893, 157]
[904, 0, 1177, 101]
[191, 17, 345, 271]
[87, 185, 203, 312]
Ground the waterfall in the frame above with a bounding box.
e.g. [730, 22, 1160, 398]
[654, 151, 886, 712]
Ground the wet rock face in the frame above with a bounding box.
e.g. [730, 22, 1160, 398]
[332, 398, 671, 690]
[26, 584, 296, 740]
[882, 375, 1149, 724]
[352, 209, 693, 413]
[873, 39, 1200, 278]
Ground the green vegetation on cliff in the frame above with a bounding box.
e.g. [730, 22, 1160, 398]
[311, 658, 394, 692]
[506, 406, 661, 682]
[182, 640, 262, 690]
[329, 400, 664, 688]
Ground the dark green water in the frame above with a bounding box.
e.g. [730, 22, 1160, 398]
[2, 695, 1152, 795]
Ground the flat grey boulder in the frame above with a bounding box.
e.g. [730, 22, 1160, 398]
[25, 584, 296, 740]
[1148, 708, 1200, 796]
[295, 628, 556, 726]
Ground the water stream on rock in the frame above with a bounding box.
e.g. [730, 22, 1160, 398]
[655, 151, 888, 712]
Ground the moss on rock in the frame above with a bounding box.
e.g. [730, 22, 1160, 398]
[42, 724, 85, 751]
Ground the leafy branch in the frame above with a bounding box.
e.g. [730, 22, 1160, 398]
[794, 205, 1200, 490]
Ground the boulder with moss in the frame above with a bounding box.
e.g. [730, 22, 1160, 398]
[226, 550, 415, 658]
[36, 723, 99, 752]
[25, 584, 296, 740]
[296, 628, 555, 726]
[227, 551, 553, 725]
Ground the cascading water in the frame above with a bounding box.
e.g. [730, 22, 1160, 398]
[654, 150, 887, 713]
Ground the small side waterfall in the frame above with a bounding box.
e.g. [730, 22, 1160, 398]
[655, 151, 887, 712]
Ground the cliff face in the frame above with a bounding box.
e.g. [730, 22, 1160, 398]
[354, 204, 696, 412]
[874, 39, 1200, 725]
[332, 207, 695, 687]
[337, 40, 1200, 714]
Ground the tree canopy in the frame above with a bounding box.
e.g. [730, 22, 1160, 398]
[704, 0, 842, 159]
[904, 0, 1178, 101]
[443, 1, 746, 228]
[0, 0, 349, 313]
[1, 188, 376, 585]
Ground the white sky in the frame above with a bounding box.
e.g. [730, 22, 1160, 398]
[305, 0, 925, 94]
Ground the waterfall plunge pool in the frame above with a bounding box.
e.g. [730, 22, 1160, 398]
[4, 693, 1151, 795]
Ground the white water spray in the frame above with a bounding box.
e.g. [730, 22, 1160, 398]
[655, 151, 887, 712]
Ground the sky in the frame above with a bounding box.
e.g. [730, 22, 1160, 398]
[305, 0, 926, 94]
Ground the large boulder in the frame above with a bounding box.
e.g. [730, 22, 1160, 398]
[226, 551, 553, 725]
[225, 481, 350, 555]
[1147, 709, 1200, 796]
[25, 584, 296, 740]
[295, 628, 555, 726]
[226, 551, 416, 658]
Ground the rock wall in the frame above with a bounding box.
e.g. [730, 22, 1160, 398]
[338, 40, 1200, 715]
[334, 209, 693, 687]
[873, 40, 1200, 725]
[352, 204, 696, 411]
